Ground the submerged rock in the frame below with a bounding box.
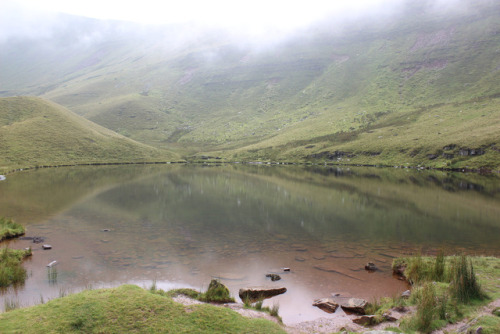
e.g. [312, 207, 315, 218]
[239, 286, 287, 302]
[313, 298, 339, 313]
[340, 298, 368, 314]
[265, 274, 281, 281]
[32, 236, 45, 244]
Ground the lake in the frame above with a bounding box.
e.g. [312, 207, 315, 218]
[1, 164, 499, 323]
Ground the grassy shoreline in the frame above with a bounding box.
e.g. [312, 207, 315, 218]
[2, 158, 499, 178]
[0, 255, 498, 333]
[368, 255, 500, 333]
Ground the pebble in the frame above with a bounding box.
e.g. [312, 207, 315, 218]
[42, 244, 52, 250]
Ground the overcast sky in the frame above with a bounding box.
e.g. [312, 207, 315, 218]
[4, 0, 401, 32]
[0, 0, 472, 44]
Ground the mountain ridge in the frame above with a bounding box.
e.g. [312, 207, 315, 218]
[1, 0, 499, 170]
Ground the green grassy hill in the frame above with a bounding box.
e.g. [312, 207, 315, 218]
[0, 0, 499, 169]
[0, 97, 178, 172]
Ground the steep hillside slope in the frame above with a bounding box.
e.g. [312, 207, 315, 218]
[0, 0, 499, 169]
[0, 97, 178, 172]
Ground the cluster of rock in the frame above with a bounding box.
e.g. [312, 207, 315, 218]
[312, 297, 368, 315]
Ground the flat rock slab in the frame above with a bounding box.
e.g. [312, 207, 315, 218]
[312, 298, 339, 313]
[239, 287, 287, 302]
[340, 298, 368, 314]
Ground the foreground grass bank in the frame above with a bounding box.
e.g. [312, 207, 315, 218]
[0, 285, 285, 334]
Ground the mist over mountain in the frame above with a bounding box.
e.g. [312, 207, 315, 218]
[1, 0, 499, 169]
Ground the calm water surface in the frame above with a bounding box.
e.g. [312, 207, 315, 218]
[1, 164, 499, 323]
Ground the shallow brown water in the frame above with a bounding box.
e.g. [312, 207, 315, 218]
[1, 164, 499, 323]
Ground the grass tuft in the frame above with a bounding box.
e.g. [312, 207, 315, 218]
[0, 217, 25, 242]
[199, 279, 235, 303]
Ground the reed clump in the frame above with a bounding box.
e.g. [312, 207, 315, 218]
[0, 247, 32, 287]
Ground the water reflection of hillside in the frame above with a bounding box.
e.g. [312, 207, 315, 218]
[68, 164, 500, 252]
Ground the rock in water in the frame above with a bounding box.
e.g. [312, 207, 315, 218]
[42, 244, 52, 250]
[340, 298, 368, 314]
[364, 262, 377, 271]
[32, 236, 44, 244]
[265, 274, 281, 281]
[239, 287, 287, 302]
[312, 298, 339, 313]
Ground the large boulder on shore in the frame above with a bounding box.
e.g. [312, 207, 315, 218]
[340, 298, 368, 314]
[239, 286, 287, 302]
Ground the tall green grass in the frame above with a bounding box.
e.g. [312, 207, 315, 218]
[394, 253, 490, 333]
[450, 255, 484, 303]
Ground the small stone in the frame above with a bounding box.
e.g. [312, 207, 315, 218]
[365, 262, 377, 271]
[101, 229, 111, 232]
[283, 267, 290, 272]
[352, 315, 376, 326]
[47, 260, 57, 267]
[331, 293, 341, 297]
[340, 298, 368, 314]
[383, 309, 405, 322]
[313, 298, 339, 313]
[42, 244, 52, 250]
[492, 307, 500, 317]
[475, 326, 483, 334]
[401, 290, 411, 299]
